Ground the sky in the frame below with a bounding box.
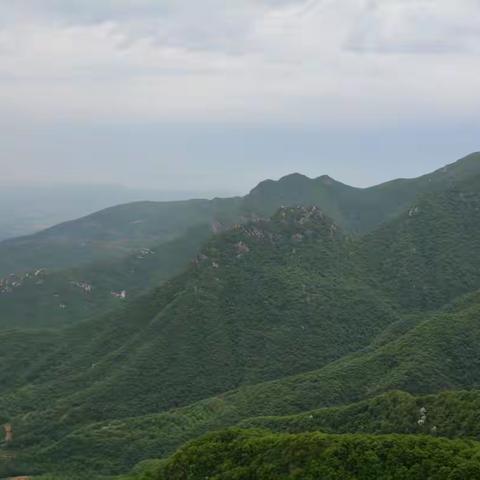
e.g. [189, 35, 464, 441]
[0, 0, 479, 195]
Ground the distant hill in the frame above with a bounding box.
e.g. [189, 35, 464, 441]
[0, 224, 212, 329]
[0, 183, 224, 241]
[0, 197, 242, 276]
[244, 151, 480, 232]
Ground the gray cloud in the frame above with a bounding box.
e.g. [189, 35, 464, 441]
[346, 0, 480, 54]
[0, 0, 306, 53]
[0, 0, 478, 126]
[0, 0, 478, 191]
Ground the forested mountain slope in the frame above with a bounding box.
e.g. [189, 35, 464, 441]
[3, 170, 480, 476]
[0, 224, 212, 329]
[362, 174, 480, 310]
[136, 429, 480, 480]
[0, 197, 242, 277]
[1, 153, 479, 330]
[243, 151, 480, 232]
[30, 289, 480, 475]
[0, 207, 399, 434]
[240, 389, 480, 438]
[0, 152, 478, 278]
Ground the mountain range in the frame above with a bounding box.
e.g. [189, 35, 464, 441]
[1, 152, 480, 329]
[0, 184, 222, 242]
[1, 152, 480, 479]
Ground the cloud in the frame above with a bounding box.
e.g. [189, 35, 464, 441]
[0, 1, 305, 52]
[0, 0, 478, 126]
[346, 0, 480, 54]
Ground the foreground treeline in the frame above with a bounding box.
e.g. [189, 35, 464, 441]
[122, 429, 480, 480]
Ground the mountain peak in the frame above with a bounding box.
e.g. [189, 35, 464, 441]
[317, 174, 336, 186]
[195, 205, 340, 269]
[272, 205, 328, 224]
[278, 172, 311, 183]
[269, 205, 340, 240]
[248, 173, 311, 196]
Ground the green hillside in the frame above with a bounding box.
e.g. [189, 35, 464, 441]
[133, 429, 480, 480]
[1, 155, 480, 478]
[0, 207, 400, 450]
[28, 290, 480, 475]
[0, 224, 212, 329]
[4, 161, 480, 330]
[243, 152, 480, 233]
[0, 197, 242, 277]
[362, 175, 480, 310]
[240, 389, 480, 438]
[0, 153, 478, 279]
[1, 153, 479, 330]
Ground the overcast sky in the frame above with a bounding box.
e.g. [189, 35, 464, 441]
[0, 0, 479, 194]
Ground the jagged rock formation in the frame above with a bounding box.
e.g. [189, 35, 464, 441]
[3, 424, 12, 443]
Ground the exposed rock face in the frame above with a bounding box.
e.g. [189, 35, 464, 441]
[211, 221, 223, 234]
[4, 423, 12, 442]
[235, 241, 250, 255]
[111, 290, 127, 299]
[319, 174, 335, 186]
[274, 205, 328, 225]
[409, 206, 421, 217]
[417, 407, 427, 426]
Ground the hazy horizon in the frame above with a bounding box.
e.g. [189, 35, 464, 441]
[2, 146, 479, 196]
[0, 0, 478, 193]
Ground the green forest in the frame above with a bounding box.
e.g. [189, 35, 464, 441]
[1, 153, 480, 479]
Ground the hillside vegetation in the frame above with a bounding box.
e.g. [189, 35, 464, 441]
[0, 207, 400, 451]
[132, 429, 480, 480]
[0, 153, 479, 330]
[0, 197, 242, 276]
[0, 224, 212, 328]
[1, 154, 480, 478]
[29, 290, 480, 475]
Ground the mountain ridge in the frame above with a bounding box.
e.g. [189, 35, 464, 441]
[1, 152, 479, 278]
[1, 153, 479, 330]
[3, 168, 480, 476]
[1, 153, 480, 478]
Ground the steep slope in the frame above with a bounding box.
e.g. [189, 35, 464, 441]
[0, 197, 242, 277]
[4, 161, 480, 330]
[362, 173, 480, 310]
[3, 206, 396, 406]
[243, 152, 480, 233]
[22, 175, 480, 475]
[38, 289, 480, 475]
[0, 207, 402, 475]
[240, 389, 480, 438]
[0, 224, 212, 329]
[1, 153, 478, 279]
[349, 151, 480, 231]
[2, 164, 480, 476]
[0, 183, 214, 241]
[0, 153, 478, 331]
[213, 288, 480, 421]
[242, 173, 355, 224]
